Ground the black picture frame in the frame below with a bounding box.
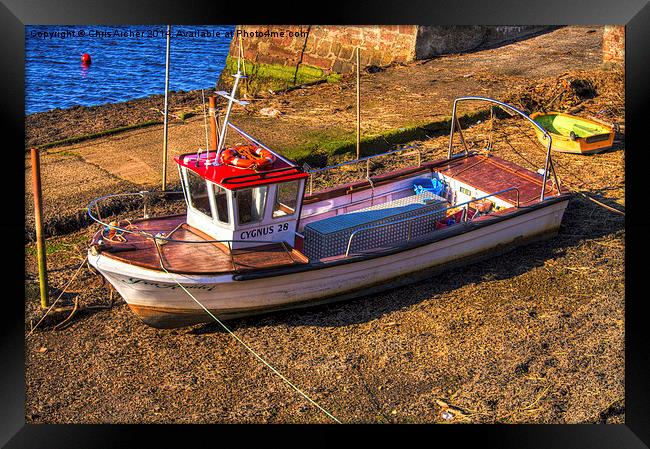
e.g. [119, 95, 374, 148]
[4, 0, 648, 446]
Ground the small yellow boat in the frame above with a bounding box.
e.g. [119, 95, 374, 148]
[530, 112, 615, 154]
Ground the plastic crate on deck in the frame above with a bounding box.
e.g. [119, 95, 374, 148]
[303, 192, 449, 260]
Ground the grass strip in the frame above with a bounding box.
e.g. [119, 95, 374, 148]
[285, 109, 492, 166]
[31, 120, 163, 152]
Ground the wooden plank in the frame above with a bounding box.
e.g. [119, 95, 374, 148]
[95, 216, 306, 275]
[437, 153, 563, 206]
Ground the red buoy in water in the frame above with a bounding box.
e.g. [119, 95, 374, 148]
[81, 53, 92, 65]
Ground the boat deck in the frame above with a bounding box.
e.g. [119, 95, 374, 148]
[92, 153, 566, 275]
[92, 215, 307, 275]
[436, 153, 566, 206]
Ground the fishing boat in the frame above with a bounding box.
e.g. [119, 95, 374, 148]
[87, 66, 570, 328]
[530, 111, 615, 154]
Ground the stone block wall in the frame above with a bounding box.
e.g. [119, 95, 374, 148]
[603, 25, 624, 64]
[231, 25, 418, 75]
[415, 26, 553, 59]
[219, 25, 554, 93]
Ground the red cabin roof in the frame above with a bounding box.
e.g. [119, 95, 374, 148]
[175, 151, 309, 190]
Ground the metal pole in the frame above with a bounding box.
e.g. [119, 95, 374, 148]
[31, 148, 49, 309]
[162, 24, 171, 191]
[215, 71, 243, 162]
[208, 96, 218, 150]
[447, 100, 457, 159]
[540, 138, 552, 202]
[356, 47, 361, 160]
[227, 122, 296, 167]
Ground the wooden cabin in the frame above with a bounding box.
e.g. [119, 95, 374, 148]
[175, 151, 309, 249]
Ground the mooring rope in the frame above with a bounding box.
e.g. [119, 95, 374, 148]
[27, 255, 88, 337]
[157, 262, 342, 423]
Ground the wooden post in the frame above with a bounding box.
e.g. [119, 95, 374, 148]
[31, 148, 49, 309]
[356, 47, 361, 160]
[161, 24, 171, 191]
[208, 96, 218, 150]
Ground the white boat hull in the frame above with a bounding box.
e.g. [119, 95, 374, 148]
[88, 199, 568, 327]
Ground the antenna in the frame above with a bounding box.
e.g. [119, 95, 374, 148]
[214, 31, 249, 165]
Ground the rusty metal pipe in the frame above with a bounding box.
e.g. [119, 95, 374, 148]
[208, 96, 218, 150]
[356, 47, 361, 160]
[31, 148, 49, 309]
[161, 24, 171, 191]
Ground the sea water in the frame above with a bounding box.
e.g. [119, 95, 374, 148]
[25, 25, 234, 114]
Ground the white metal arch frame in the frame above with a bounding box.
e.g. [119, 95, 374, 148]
[447, 96, 561, 202]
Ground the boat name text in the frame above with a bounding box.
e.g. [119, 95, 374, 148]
[122, 277, 217, 291]
[239, 222, 289, 240]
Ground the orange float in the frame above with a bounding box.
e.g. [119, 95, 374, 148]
[219, 145, 276, 170]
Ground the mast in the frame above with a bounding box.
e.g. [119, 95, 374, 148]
[214, 72, 248, 163]
[214, 32, 249, 165]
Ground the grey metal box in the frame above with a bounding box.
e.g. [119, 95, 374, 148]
[304, 192, 448, 260]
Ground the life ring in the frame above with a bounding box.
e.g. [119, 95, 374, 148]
[220, 148, 257, 169]
[253, 148, 276, 169]
[220, 145, 276, 170]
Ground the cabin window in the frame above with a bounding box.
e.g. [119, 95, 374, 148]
[213, 184, 230, 224]
[186, 169, 212, 217]
[236, 186, 268, 224]
[272, 180, 300, 218]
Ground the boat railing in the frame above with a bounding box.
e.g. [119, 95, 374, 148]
[304, 146, 422, 195]
[344, 187, 520, 257]
[87, 190, 186, 224]
[227, 122, 298, 168]
[86, 191, 295, 271]
[447, 96, 560, 202]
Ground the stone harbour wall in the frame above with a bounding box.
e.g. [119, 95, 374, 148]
[237, 25, 418, 72]
[602, 25, 624, 64]
[220, 25, 418, 93]
[415, 25, 553, 58]
[219, 25, 554, 93]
